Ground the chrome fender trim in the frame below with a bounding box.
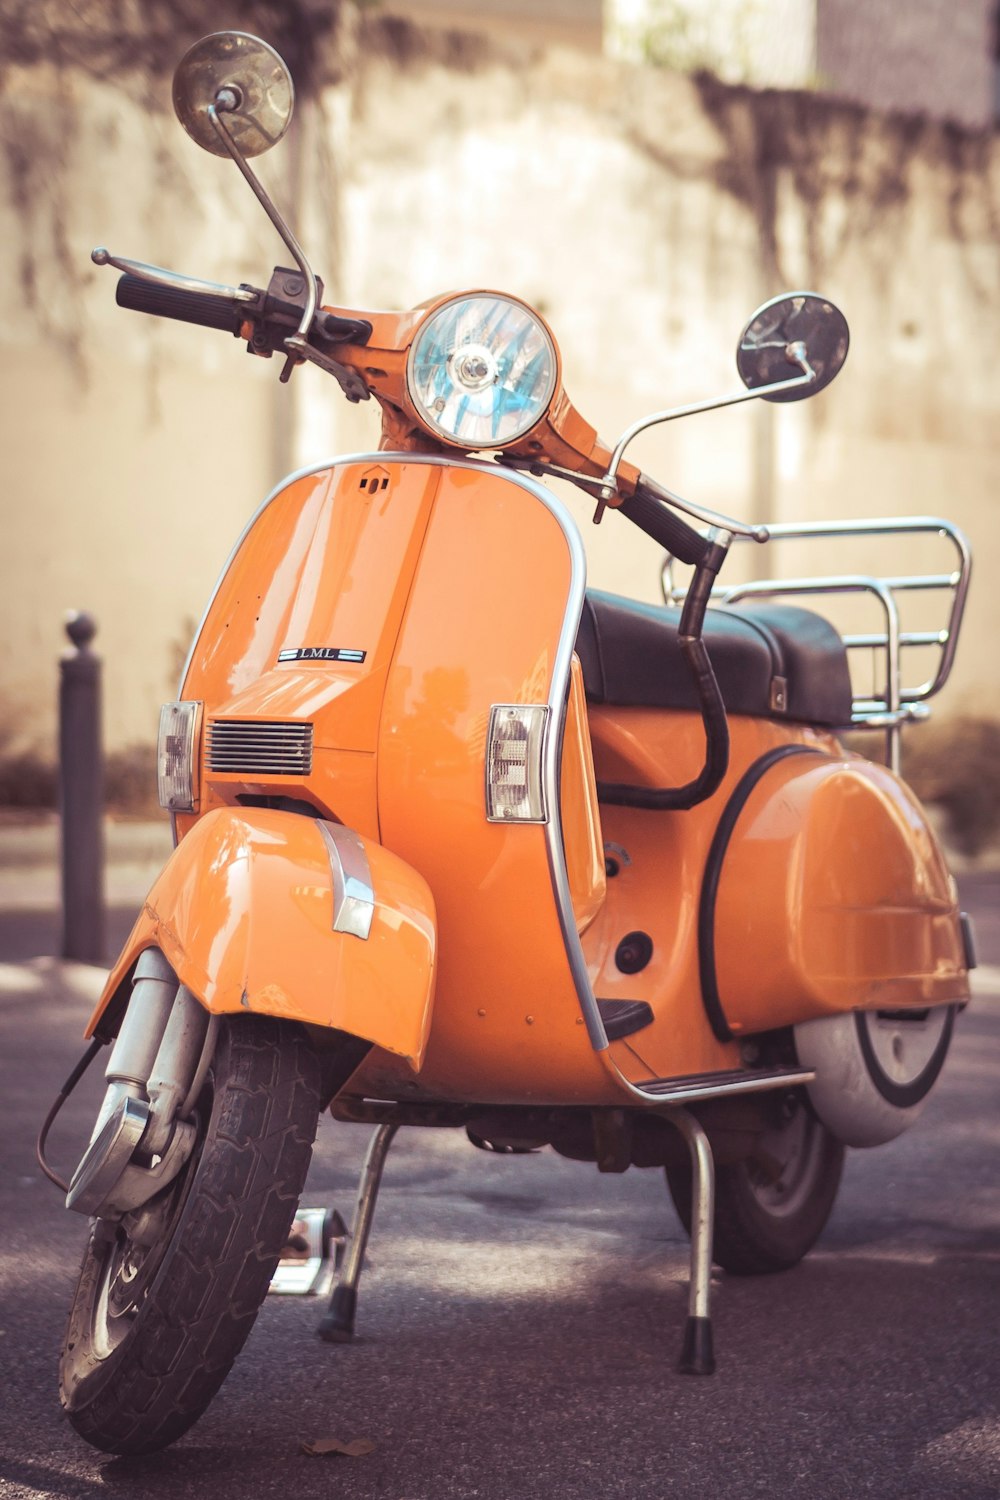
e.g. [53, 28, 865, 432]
[319, 822, 375, 940]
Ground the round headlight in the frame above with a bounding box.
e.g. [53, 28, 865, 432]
[406, 294, 558, 449]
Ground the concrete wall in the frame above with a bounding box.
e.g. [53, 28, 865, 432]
[606, 0, 817, 85]
[0, 55, 333, 753]
[817, 0, 997, 130]
[386, 0, 603, 52]
[606, 0, 999, 128]
[1, 15, 998, 761]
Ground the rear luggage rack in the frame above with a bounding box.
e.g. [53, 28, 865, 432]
[664, 517, 971, 771]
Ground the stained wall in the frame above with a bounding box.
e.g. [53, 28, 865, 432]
[1, 18, 997, 755]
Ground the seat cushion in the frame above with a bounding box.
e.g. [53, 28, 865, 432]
[577, 590, 853, 726]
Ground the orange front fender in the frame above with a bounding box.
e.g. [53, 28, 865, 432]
[88, 808, 436, 1068]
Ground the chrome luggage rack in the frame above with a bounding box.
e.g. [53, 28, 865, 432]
[662, 517, 972, 772]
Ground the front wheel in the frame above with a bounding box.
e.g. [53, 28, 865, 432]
[60, 1015, 321, 1455]
[666, 1091, 844, 1276]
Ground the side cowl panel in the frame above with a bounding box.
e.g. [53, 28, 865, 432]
[710, 751, 969, 1035]
[86, 808, 436, 1067]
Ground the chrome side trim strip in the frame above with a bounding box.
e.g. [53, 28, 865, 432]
[525, 482, 611, 1054]
[319, 822, 375, 941]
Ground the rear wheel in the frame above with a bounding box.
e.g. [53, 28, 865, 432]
[666, 1091, 844, 1275]
[795, 1004, 956, 1146]
[60, 1015, 321, 1455]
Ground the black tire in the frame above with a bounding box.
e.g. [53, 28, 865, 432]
[60, 1015, 321, 1455]
[666, 1091, 845, 1276]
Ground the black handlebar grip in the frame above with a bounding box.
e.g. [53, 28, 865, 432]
[619, 478, 711, 568]
[115, 275, 247, 336]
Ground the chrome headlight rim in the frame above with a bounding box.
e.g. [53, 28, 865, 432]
[405, 291, 560, 451]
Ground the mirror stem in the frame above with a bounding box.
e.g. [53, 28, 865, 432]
[207, 100, 317, 345]
[598, 349, 816, 506]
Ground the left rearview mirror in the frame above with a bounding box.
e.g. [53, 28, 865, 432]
[172, 31, 295, 160]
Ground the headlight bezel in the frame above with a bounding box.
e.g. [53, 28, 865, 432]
[405, 291, 560, 452]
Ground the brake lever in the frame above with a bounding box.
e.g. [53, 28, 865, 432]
[255, 267, 372, 400]
[92, 249, 256, 304]
[283, 335, 371, 401]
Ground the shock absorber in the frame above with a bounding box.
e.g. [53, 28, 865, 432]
[66, 951, 211, 1218]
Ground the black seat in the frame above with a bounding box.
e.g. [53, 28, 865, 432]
[577, 589, 853, 727]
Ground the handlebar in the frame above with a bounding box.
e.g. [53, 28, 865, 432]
[116, 275, 249, 336]
[599, 474, 731, 812]
[618, 477, 712, 568]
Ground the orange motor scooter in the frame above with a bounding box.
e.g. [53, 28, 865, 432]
[46, 32, 973, 1456]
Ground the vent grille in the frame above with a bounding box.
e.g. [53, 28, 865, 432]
[207, 720, 313, 777]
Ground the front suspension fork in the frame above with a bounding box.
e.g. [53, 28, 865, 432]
[66, 950, 216, 1219]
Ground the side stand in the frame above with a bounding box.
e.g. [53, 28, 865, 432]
[317, 1122, 398, 1343]
[665, 1106, 716, 1375]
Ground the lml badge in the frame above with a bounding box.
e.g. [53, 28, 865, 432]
[278, 647, 367, 663]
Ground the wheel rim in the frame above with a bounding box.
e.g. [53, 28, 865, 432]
[91, 1232, 150, 1361]
[88, 1109, 205, 1364]
[745, 1094, 830, 1219]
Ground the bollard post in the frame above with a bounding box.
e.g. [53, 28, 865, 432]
[59, 611, 105, 963]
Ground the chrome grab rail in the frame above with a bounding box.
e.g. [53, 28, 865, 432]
[662, 517, 972, 773]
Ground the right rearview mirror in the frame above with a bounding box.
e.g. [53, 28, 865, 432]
[737, 293, 850, 402]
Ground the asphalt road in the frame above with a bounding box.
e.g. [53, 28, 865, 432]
[0, 866, 998, 1500]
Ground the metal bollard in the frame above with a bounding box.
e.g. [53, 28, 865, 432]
[59, 612, 105, 963]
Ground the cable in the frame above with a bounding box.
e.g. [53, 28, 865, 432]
[36, 1038, 106, 1193]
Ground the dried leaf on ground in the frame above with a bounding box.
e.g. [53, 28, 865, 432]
[300, 1435, 376, 1458]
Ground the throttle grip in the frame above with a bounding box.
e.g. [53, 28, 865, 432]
[116, 275, 247, 336]
[618, 478, 711, 567]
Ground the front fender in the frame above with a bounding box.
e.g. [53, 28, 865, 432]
[88, 808, 436, 1068]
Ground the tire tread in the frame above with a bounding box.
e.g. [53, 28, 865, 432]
[61, 1016, 320, 1456]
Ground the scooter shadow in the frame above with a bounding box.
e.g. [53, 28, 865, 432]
[88, 1240, 1000, 1500]
[82, 1099, 1000, 1498]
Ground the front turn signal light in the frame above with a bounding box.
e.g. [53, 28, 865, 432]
[485, 704, 549, 823]
[157, 701, 201, 812]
